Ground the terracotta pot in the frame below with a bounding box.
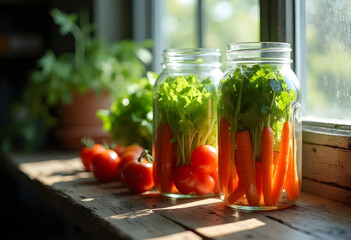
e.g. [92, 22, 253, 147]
[55, 89, 112, 150]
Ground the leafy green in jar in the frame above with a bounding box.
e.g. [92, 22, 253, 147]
[218, 64, 296, 160]
[157, 75, 217, 166]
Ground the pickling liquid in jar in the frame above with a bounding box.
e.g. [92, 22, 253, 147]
[217, 42, 302, 210]
[153, 48, 223, 198]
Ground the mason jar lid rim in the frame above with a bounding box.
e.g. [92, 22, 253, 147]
[163, 48, 222, 56]
[227, 42, 292, 53]
[227, 48, 292, 55]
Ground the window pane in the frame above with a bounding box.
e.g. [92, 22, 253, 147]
[204, 0, 259, 52]
[305, 0, 351, 124]
[164, 0, 197, 48]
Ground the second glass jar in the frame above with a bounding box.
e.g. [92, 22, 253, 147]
[153, 48, 223, 198]
[217, 42, 302, 210]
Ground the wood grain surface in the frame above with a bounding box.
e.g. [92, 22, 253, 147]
[5, 152, 351, 240]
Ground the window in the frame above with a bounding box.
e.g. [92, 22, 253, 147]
[304, 0, 351, 124]
[144, 0, 259, 72]
[203, 0, 259, 51]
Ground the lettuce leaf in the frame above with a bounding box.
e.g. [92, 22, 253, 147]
[157, 75, 217, 166]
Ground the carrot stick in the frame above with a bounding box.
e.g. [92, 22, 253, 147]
[153, 123, 163, 190]
[262, 126, 274, 206]
[284, 141, 300, 201]
[235, 130, 260, 206]
[218, 118, 233, 195]
[271, 121, 291, 205]
[227, 183, 245, 204]
[255, 161, 263, 203]
[227, 151, 244, 204]
[229, 150, 240, 192]
[161, 122, 174, 193]
[273, 151, 279, 177]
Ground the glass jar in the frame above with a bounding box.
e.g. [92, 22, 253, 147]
[153, 48, 223, 198]
[217, 42, 302, 210]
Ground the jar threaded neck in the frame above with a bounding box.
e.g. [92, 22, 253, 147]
[227, 42, 292, 64]
[162, 48, 222, 69]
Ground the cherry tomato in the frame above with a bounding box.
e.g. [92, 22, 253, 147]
[194, 172, 216, 195]
[210, 168, 220, 194]
[174, 166, 198, 194]
[124, 145, 144, 156]
[121, 154, 154, 193]
[80, 144, 105, 171]
[191, 145, 218, 173]
[90, 149, 120, 182]
[116, 150, 141, 181]
[113, 145, 126, 157]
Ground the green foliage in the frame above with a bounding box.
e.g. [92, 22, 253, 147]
[25, 8, 151, 127]
[2, 8, 152, 154]
[156, 75, 217, 166]
[218, 64, 295, 159]
[97, 72, 157, 150]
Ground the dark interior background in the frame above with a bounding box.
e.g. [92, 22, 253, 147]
[0, 1, 132, 239]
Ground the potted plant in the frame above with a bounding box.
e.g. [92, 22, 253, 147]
[19, 8, 152, 150]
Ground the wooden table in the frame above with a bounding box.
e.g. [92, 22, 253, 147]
[5, 152, 351, 240]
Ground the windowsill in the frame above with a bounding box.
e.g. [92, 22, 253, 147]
[302, 121, 351, 204]
[4, 151, 351, 240]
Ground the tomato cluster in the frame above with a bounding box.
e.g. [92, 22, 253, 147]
[79, 140, 154, 193]
[173, 145, 219, 195]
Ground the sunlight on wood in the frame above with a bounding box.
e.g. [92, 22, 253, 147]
[81, 198, 95, 202]
[19, 159, 91, 186]
[145, 231, 202, 240]
[106, 209, 153, 220]
[196, 218, 266, 237]
[155, 198, 222, 210]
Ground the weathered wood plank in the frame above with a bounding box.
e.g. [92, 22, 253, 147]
[7, 153, 201, 240]
[261, 193, 351, 240]
[302, 141, 351, 204]
[302, 125, 351, 149]
[301, 178, 351, 206]
[302, 142, 351, 188]
[5, 152, 351, 240]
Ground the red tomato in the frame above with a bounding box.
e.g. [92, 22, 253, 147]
[194, 172, 216, 195]
[90, 149, 120, 182]
[113, 145, 126, 157]
[174, 166, 198, 194]
[116, 151, 141, 181]
[80, 144, 105, 171]
[191, 145, 218, 173]
[121, 157, 154, 193]
[210, 168, 220, 194]
[124, 145, 144, 156]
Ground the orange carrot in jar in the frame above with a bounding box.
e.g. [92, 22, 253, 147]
[235, 130, 260, 206]
[218, 118, 234, 195]
[271, 121, 291, 205]
[227, 151, 244, 204]
[161, 122, 175, 193]
[262, 126, 274, 206]
[227, 183, 245, 204]
[255, 161, 263, 203]
[273, 151, 279, 177]
[284, 141, 300, 201]
[153, 123, 163, 190]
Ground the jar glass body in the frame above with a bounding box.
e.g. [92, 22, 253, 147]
[153, 48, 223, 198]
[217, 42, 302, 210]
